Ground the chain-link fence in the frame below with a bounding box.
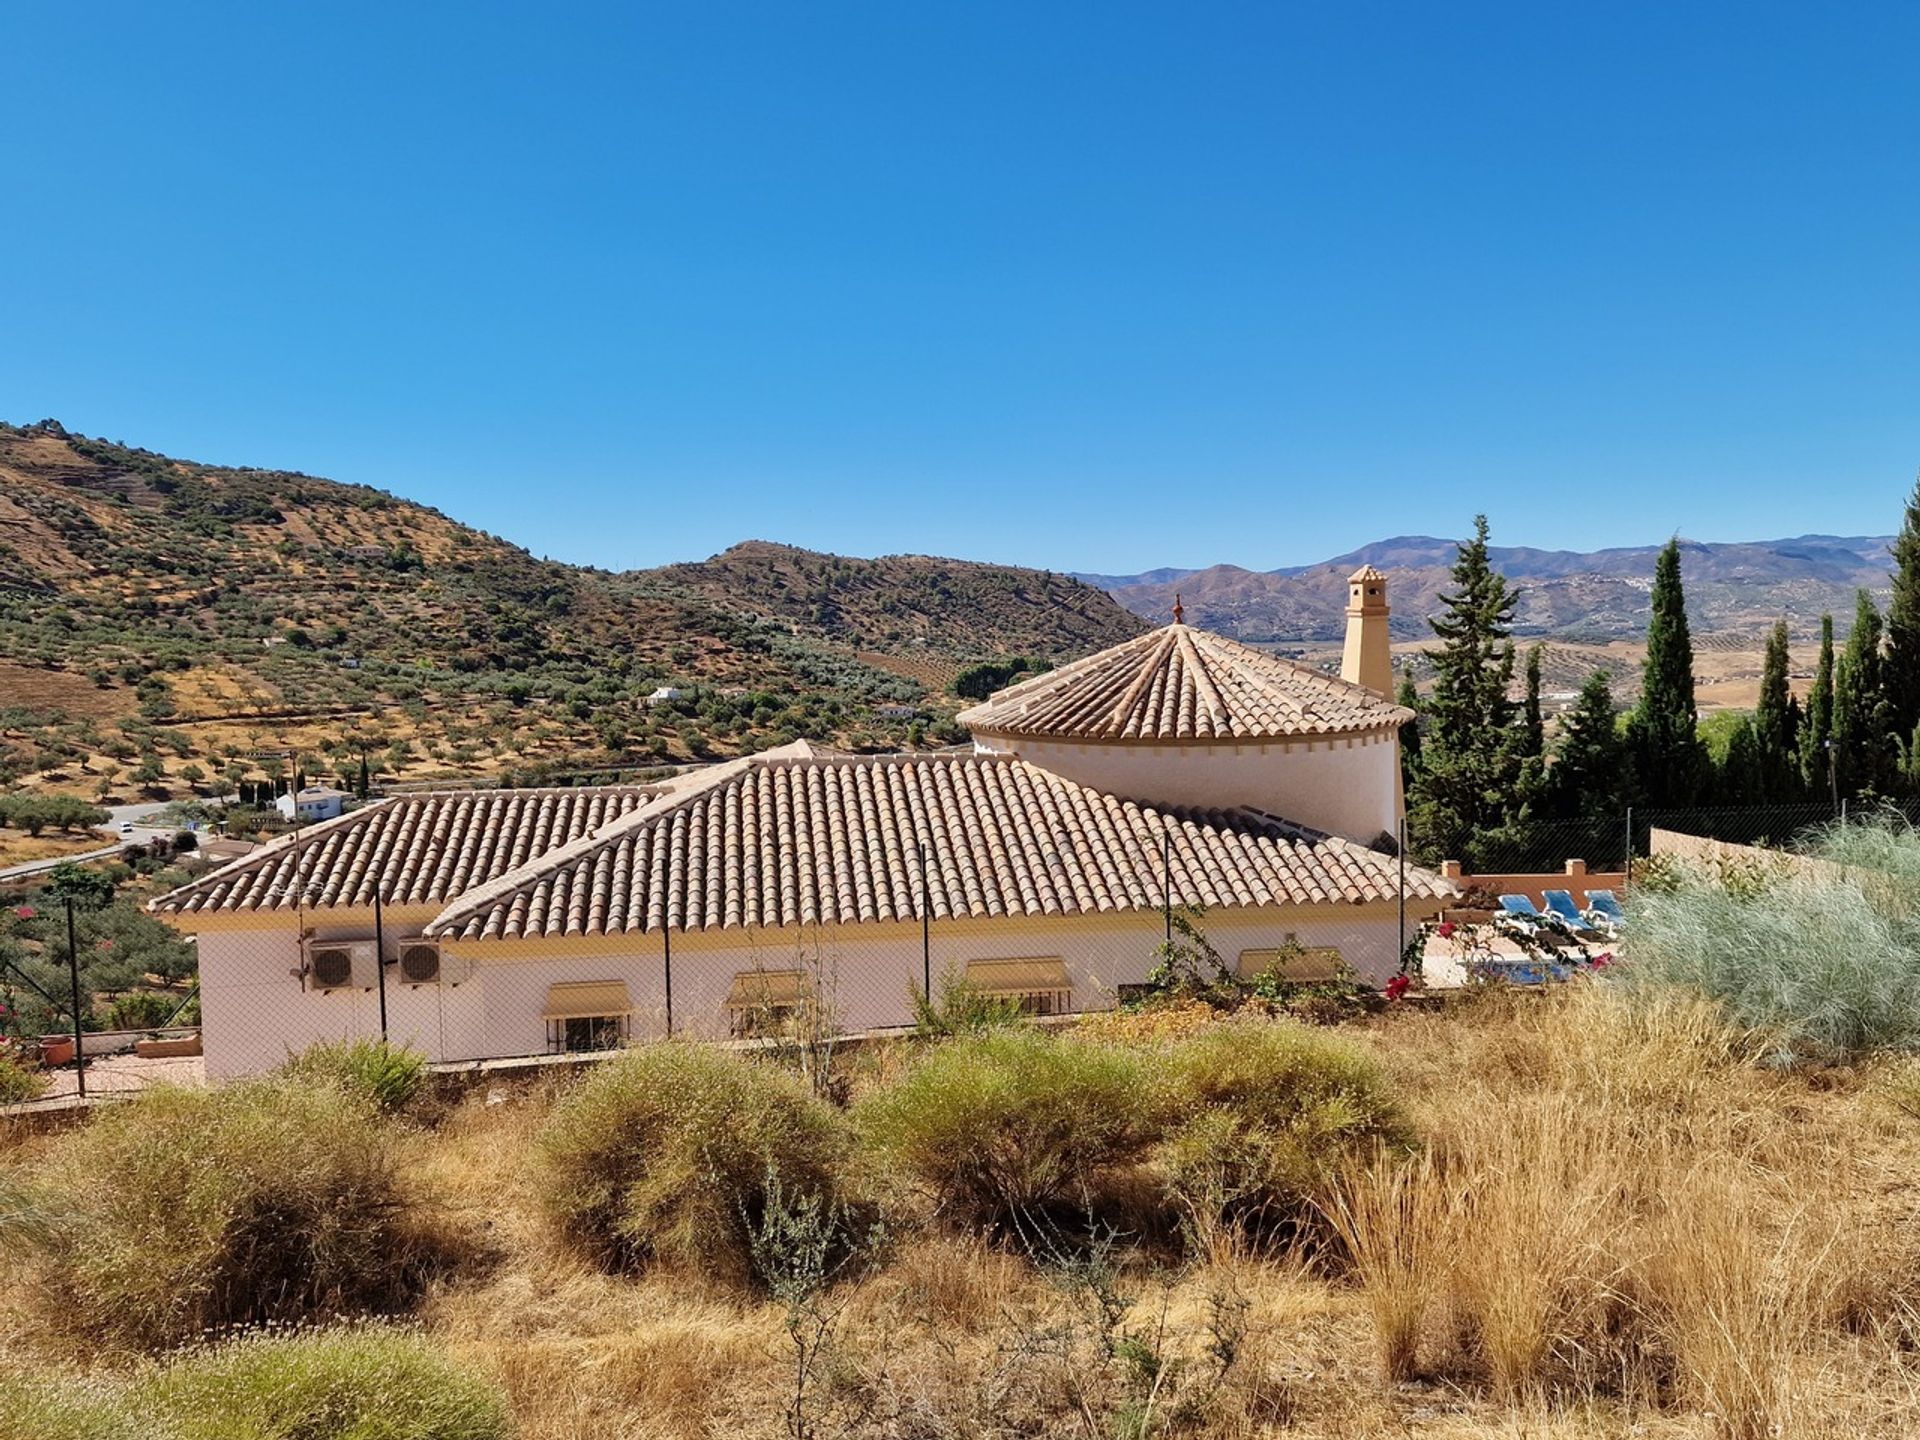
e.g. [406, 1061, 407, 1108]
[2, 782, 1904, 1109]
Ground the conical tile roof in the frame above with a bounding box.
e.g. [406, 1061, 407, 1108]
[955, 624, 1409, 742]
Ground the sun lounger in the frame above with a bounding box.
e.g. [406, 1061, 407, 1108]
[1544, 889, 1610, 937]
[1585, 889, 1626, 927]
[1498, 894, 1552, 931]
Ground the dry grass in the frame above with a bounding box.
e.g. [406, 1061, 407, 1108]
[6, 987, 1920, 1437]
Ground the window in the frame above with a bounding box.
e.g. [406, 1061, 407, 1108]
[1237, 946, 1345, 983]
[964, 957, 1072, 1016]
[542, 980, 634, 1054]
[726, 970, 810, 1039]
[557, 1014, 628, 1053]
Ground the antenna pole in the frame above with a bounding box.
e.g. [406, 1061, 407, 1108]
[373, 882, 388, 1042]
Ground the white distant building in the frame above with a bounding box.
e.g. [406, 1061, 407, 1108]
[275, 787, 350, 823]
[646, 686, 688, 707]
[153, 575, 1449, 1077]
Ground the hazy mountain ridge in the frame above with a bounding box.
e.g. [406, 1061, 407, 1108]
[1075, 535, 1895, 643]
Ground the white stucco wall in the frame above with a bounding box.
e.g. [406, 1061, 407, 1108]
[192, 903, 1424, 1077]
[973, 730, 1402, 844]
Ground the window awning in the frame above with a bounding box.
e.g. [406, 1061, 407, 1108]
[726, 970, 809, 1009]
[542, 980, 634, 1021]
[1238, 947, 1345, 983]
[965, 957, 1070, 994]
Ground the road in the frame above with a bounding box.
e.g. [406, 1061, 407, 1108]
[0, 801, 182, 884]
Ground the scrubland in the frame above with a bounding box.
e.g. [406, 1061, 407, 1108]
[8, 828, 1920, 1438]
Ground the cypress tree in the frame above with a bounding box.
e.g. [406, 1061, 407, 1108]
[1625, 539, 1706, 806]
[1407, 515, 1521, 863]
[1395, 671, 1422, 784]
[1800, 613, 1835, 797]
[1718, 716, 1765, 805]
[1546, 670, 1622, 818]
[1833, 589, 1895, 798]
[1887, 471, 1920, 738]
[1517, 643, 1546, 811]
[1753, 619, 1798, 800]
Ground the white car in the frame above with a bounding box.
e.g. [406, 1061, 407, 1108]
[119, 821, 135, 834]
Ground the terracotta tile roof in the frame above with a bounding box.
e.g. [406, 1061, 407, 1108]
[424, 748, 1452, 941]
[148, 786, 655, 916]
[954, 624, 1410, 742]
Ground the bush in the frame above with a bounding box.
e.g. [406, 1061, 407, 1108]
[39, 1080, 430, 1350]
[536, 1043, 853, 1287]
[857, 1028, 1153, 1234]
[0, 1050, 47, 1104]
[0, 1327, 509, 1440]
[910, 968, 1027, 1038]
[141, 1325, 510, 1440]
[279, 1038, 427, 1112]
[1156, 1019, 1410, 1252]
[1624, 820, 1920, 1057]
[103, 989, 180, 1032]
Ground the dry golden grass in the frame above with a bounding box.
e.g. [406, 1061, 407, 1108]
[6, 987, 1920, 1438]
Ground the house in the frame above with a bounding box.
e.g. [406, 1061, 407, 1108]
[151, 574, 1451, 1077]
[874, 704, 920, 720]
[274, 786, 351, 823]
[646, 686, 688, 707]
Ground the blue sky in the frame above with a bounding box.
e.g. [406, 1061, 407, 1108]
[4, 3, 1916, 574]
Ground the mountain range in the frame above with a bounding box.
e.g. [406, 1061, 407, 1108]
[1076, 535, 1896, 644]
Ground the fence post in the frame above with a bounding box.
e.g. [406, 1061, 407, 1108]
[373, 881, 389, 1043]
[1623, 806, 1633, 891]
[919, 842, 931, 1002]
[662, 922, 674, 1038]
[65, 896, 85, 1100]
[1162, 826, 1173, 946]
[1396, 815, 1406, 976]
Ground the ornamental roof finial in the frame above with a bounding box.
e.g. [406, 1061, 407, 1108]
[1173, 592, 1184, 625]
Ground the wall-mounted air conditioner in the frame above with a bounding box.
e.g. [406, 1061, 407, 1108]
[396, 939, 442, 985]
[306, 941, 374, 991]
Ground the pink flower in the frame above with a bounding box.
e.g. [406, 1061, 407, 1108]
[1384, 974, 1412, 1001]
[97, 938, 113, 950]
[12, 906, 34, 920]
[1591, 952, 1613, 970]
[1436, 921, 1457, 940]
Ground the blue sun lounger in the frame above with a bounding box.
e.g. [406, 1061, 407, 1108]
[1585, 889, 1626, 927]
[1543, 889, 1604, 934]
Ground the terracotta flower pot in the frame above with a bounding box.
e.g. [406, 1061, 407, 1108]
[40, 1036, 75, 1066]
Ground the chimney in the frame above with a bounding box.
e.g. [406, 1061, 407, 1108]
[1340, 566, 1392, 696]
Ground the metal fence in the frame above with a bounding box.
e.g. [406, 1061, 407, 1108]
[0, 796, 1899, 1108]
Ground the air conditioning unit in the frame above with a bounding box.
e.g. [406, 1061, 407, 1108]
[396, 939, 442, 986]
[306, 941, 372, 991]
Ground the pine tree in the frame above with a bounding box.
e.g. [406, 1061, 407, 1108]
[355, 754, 370, 800]
[1886, 470, 1920, 739]
[1545, 670, 1622, 818]
[1407, 515, 1522, 863]
[1834, 589, 1895, 798]
[1800, 613, 1835, 798]
[1753, 619, 1799, 800]
[1625, 539, 1706, 805]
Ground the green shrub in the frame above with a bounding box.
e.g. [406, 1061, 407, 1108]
[1624, 819, 1920, 1058]
[279, 1038, 427, 1112]
[536, 1042, 853, 1288]
[1156, 1019, 1410, 1251]
[910, 968, 1027, 1038]
[41, 1080, 429, 1350]
[0, 1052, 47, 1104]
[856, 1028, 1153, 1233]
[0, 1327, 509, 1440]
[140, 1325, 509, 1440]
[0, 1371, 141, 1440]
[104, 989, 181, 1032]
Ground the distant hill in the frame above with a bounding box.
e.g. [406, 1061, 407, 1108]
[1076, 534, 1895, 644]
[0, 421, 1143, 797]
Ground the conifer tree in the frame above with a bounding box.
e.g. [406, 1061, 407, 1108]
[1753, 619, 1799, 800]
[1887, 471, 1920, 739]
[1516, 643, 1546, 810]
[1545, 670, 1622, 818]
[1625, 539, 1706, 805]
[1800, 613, 1835, 797]
[1834, 589, 1895, 798]
[1395, 671, 1422, 786]
[1718, 715, 1765, 806]
[1407, 515, 1521, 863]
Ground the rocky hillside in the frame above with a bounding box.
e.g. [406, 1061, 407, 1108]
[0, 421, 1142, 797]
[1079, 535, 1895, 644]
